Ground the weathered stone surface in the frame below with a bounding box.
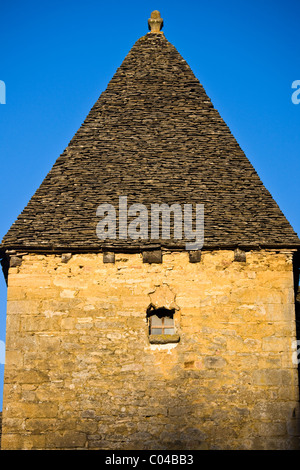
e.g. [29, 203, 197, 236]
[189, 251, 201, 263]
[9, 256, 22, 267]
[148, 284, 178, 310]
[142, 250, 162, 264]
[61, 253, 72, 263]
[287, 405, 300, 437]
[103, 252, 115, 264]
[148, 10, 163, 33]
[149, 334, 180, 344]
[234, 248, 246, 262]
[1, 249, 299, 450]
[1, 33, 299, 252]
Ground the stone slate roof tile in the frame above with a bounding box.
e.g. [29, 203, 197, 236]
[1, 32, 299, 251]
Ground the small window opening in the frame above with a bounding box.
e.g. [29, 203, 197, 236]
[147, 307, 175, 335]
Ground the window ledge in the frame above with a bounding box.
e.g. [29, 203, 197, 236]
[149, 334, 180, 344]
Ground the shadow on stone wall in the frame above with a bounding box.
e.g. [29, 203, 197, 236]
[296, 287, 300, 397]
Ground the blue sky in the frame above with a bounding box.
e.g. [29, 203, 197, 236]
[0, 0, 299, 409]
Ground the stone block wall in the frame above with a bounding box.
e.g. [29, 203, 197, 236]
[1, 249, 299, 449]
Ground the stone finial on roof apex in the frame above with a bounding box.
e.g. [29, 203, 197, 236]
[148, 10, 163, 33]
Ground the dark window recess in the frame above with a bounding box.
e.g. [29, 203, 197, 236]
[148, 307, 175, 335]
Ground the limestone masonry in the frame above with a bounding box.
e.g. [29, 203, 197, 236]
[1, 12, 300, 450]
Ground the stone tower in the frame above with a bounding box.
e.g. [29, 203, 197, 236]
[1, 12, 300, 450]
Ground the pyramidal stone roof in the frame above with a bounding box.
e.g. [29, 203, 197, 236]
[1, 12, 299, 253]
